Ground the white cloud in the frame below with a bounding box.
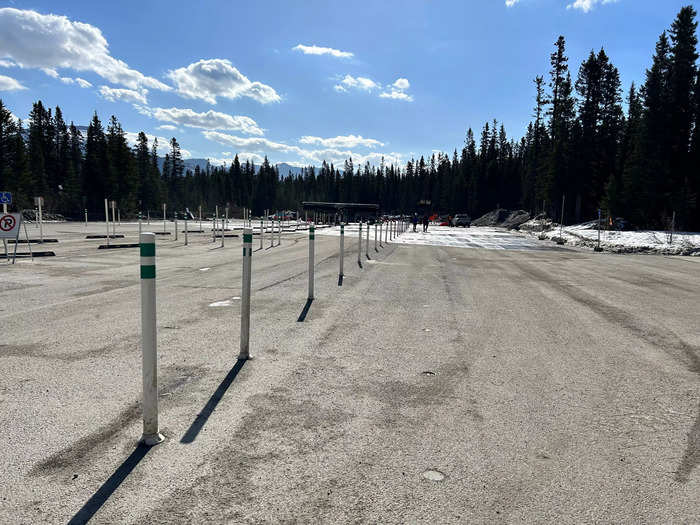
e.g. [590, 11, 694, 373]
[333, 84, 348, 93]
[203, 131, 402, 167]
[167, 59, 280, 104]
[299, 134, 385, 149]
[566, 0, 619, 12]
[393, 78, 410, 90]
[339, 74, 379, 91]
[505, 0, 520, 6]
[60, 76, 92, 88]
[125, 131, 191, 158]
[293, 44, 353, 58]
[42, 67, 59, 78]
[99, 85, 148, 104]
[144, 107, 263, 135]
[0, 8, 171, 91]
[0, 74, 26, 91]
[379, 89, 414, 101]
[0, 59, 15, 67]
[156, 124, 178, 131]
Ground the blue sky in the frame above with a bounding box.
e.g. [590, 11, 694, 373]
[0, 0, 696, 167]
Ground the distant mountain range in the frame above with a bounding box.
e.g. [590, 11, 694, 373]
[157, 158, 304, 177]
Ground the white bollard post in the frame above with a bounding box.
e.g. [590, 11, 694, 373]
[308, 225, 315, 300]
[385, 220, 388, 244]
[379, 222, 383, 248]
[199, 205, 202, 232]
[118, 209, 121, 226]
[239, 228, 253, 360]
[374, 222, 378, 252]
[162, 203, 166, 233]
[222, 207, 227, 247]
[147, 210, 150, 225]
[260, 219, 264, 250]
[111, 202, 116, 237]
[339, 223, 344, 284]
[139, 232, 164, 445]
[184, 215, 188, 246]
[138, 212, 142, 236]
[38, 198, 43, 243]
[214, 205, 218, 242]
[358, 222, 363, 266]
[104, 198, 110, 247]
[278, 219, 282, 246]
[365, 220, 370, 259]
[84, 209, 88, 228]
[174, 214, 178, 242]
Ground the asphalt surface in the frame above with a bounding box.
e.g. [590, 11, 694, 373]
[1, 222, 698, 524]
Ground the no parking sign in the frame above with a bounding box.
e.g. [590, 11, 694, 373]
[0, 213, 21, 239]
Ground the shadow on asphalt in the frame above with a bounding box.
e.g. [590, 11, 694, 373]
[180, 359, 247, 444]
[297, 298, 314, 322]
[67, 443, 152, 525]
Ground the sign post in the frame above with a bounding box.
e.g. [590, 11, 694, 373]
[365, 220, 370, 259]
[162, 203, 167, 233]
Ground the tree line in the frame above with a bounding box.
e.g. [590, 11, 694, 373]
[0, 6, 698, 228]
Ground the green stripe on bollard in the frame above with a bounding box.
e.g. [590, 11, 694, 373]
[141, 265, 156, 279]
[310, 235, 315, 240]
[243, 233, 253, 243]
[140, 243, 155, 257]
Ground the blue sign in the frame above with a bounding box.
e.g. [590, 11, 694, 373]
[0, 192, 11, 205]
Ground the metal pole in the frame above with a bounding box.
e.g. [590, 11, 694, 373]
[139, 232, 164, 445]
[308, 225, 315, 300]
[277, 219, 281, 246]
[385, 220, 388, 244]
[118, 209, 121, 226]
[147, 210, 150, 225]
[358, 222, 363, 266]
[84, 209, 88, 228]
[222, 207, 227, 247]
[174, 214, 178, 242]
[339, 223, 344, 283]
[559, 194, 565, 239]
[111, 202, 116, 236]
[184, 215, 188, 246]
[379, 222, 383, 248]
[199, 205, 202, 232]
[139, 212, 142, 237]
[260, 219, 264, 249]
[670, 211, 675, 244]
[374, 222, 378, 252]
[365, 220, 370, 259]
[104, 198, 110, 247]
[163, 203, 166, 233]
[38, 199, 43, 243]
[239, 228, 252, 360]
[214, 205, 218, 242]
[597, 209, 601, 251]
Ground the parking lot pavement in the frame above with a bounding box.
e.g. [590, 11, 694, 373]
[318, 224, 547, 250]
[1, 221, 698, 523]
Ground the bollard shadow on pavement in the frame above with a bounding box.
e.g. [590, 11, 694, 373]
[297, 298, 314, 322]
[67, 443, 152, 525]
[180, 358, 247, 444]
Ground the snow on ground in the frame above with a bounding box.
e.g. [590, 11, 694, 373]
[527, 221, 700, 255]
[316, 224, 546, 251]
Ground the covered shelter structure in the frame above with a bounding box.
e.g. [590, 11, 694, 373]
[302, 202, 380, 224]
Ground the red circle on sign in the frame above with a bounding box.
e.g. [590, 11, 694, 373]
[0, 215, 16, 231]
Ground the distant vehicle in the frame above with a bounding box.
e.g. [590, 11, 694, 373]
[454, 214, 471, 227]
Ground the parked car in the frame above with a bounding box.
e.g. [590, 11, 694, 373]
[454, 214, 471, 227]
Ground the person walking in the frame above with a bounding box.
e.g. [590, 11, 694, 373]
[422, 215, 429, 232]
[412, 213, 418, 232]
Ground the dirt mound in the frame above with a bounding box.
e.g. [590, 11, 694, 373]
[472, 209, 531, 230]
